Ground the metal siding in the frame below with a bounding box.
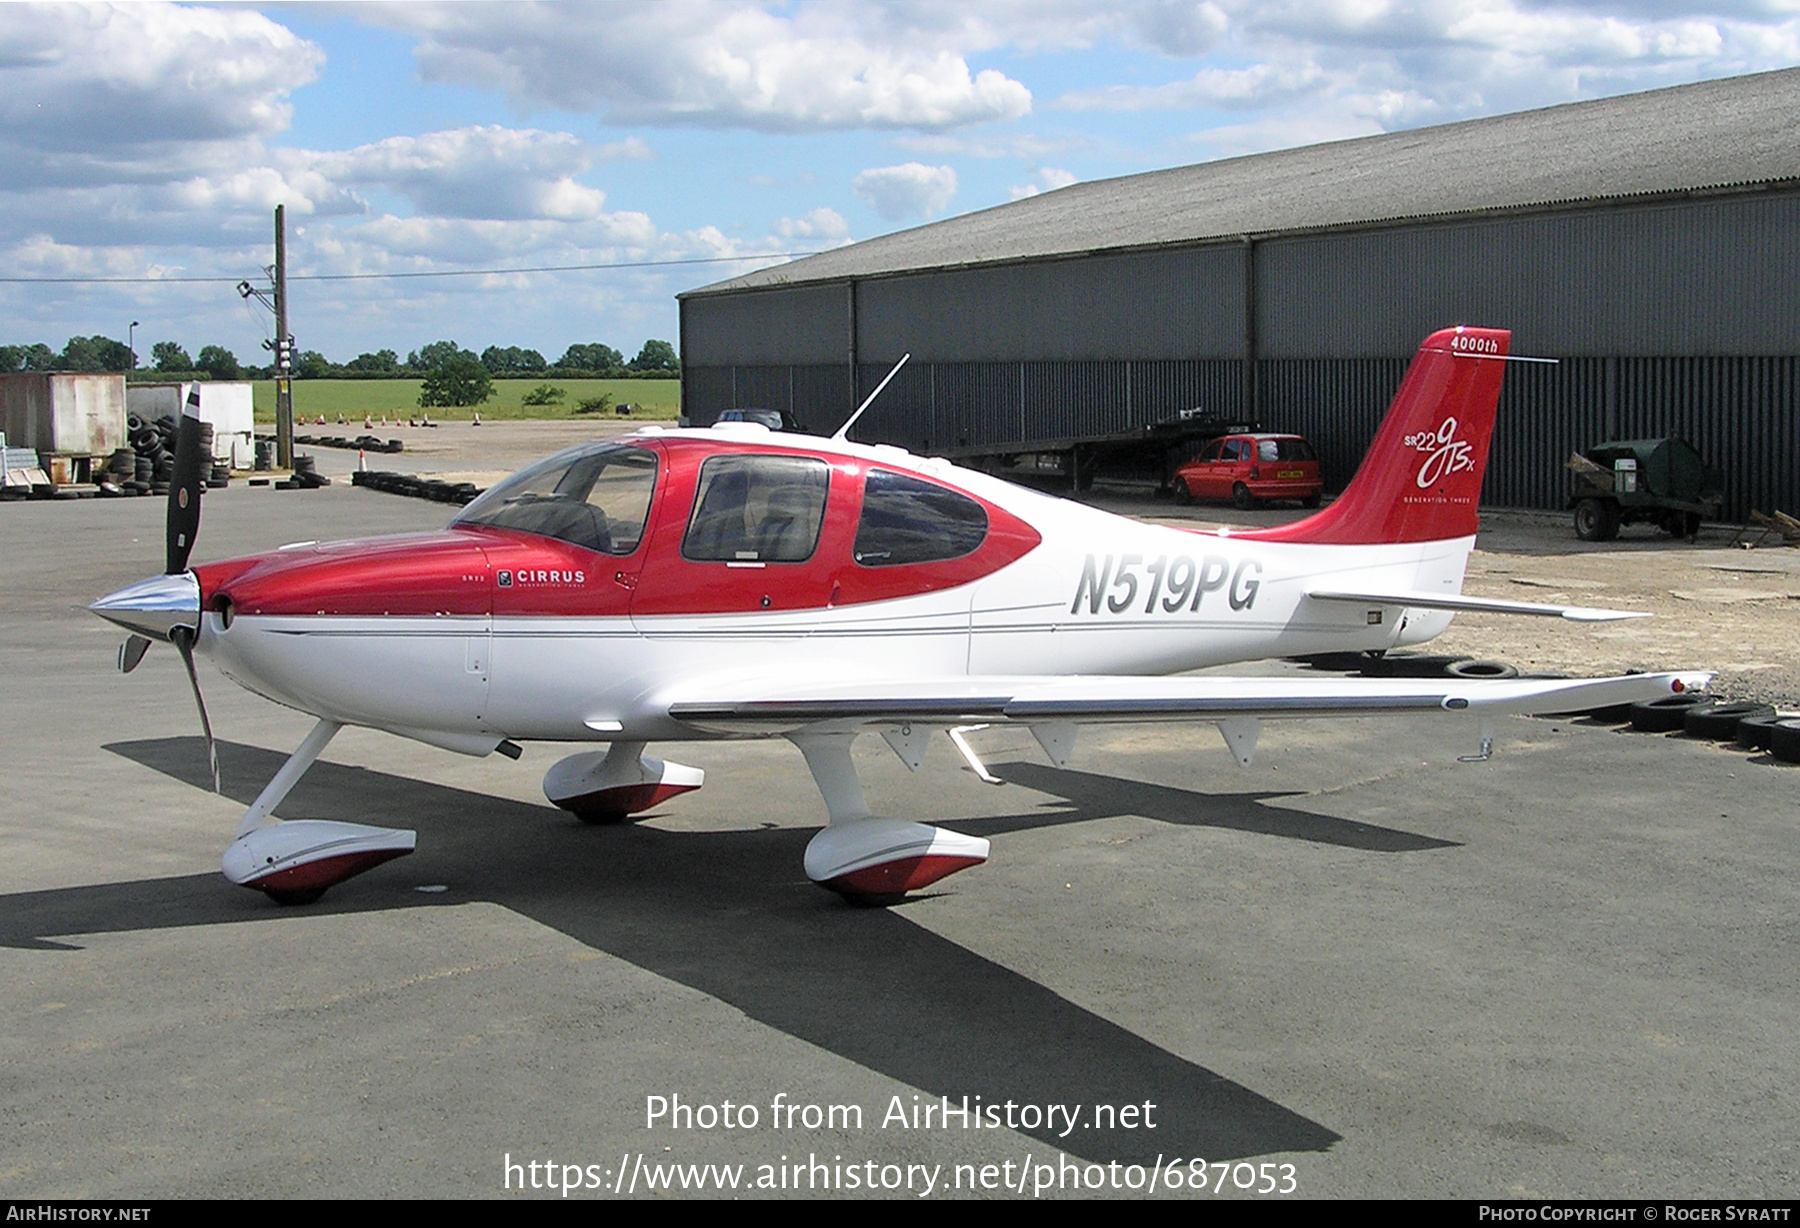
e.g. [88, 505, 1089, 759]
[683, 366, 734, 424]
[1259, 193, 1800, 358]
[855, 247, 1246, 363]
[1257, 359, 1409, 495]
[682, 283, 849, 365]
[1259, 355, 1797, 519]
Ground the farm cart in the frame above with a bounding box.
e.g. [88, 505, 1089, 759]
[1567, 437, 1723, 542]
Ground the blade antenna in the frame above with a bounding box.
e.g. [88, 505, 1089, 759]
[831, 352, 909, 443]
[171, 627, 220, 794]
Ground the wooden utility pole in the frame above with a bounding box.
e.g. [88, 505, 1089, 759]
[274, 205, 294, 469]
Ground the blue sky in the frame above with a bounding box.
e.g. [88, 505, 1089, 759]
[3, 1, 1797, 368]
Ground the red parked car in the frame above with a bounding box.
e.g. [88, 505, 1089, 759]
[1174, 433, 1323, 509]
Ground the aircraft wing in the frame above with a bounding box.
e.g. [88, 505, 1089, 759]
[664, 670, 1710, 735]
[1305, 588, 1649, 622]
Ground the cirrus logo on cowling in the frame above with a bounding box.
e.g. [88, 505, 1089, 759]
[1402, 418, 1475, 489]
[496, 568, 584, 588]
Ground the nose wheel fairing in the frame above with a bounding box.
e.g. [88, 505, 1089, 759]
[221, 718, 417, 903]
[223, 820, 416, 903]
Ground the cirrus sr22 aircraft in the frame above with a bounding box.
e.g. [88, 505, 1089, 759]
[93, 327, 1706, 906]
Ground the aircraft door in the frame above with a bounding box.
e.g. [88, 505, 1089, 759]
[629, 450, 849, 635]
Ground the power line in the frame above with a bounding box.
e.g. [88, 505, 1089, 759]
[0, 250, 825, 286]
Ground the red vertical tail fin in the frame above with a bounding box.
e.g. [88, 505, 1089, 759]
[1245, 327, 1510, 545]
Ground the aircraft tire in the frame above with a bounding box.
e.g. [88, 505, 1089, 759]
[1684, 701, 1776, 740]
[1628, 694, 1713, 732]
[1232, 483, 1255, 510]
[1769, 719, 1800, 763]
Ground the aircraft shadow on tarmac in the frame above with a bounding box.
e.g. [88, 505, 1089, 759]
[0, 736, 1443, 1164]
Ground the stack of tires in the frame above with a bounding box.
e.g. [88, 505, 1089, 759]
[1600, 693, 1800, 763]
[120, 414, 216, 497]
[275, 454, 331, 491]
[351, 470, 483, 506]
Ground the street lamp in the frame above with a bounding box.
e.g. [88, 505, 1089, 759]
[128, 321, 140, 372]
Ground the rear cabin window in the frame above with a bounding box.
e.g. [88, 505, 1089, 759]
[682, 454, 830, 562]
[853, 469, 988, 567]
[1257, 438, 1315, 462]
[454, 442, 656, 556]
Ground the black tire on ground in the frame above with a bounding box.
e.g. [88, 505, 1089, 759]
[1445, 659, 1520, 679]
[1684, 701, 1777, 740]
[1297, 651, 1378, 672]
[1232, 482, 1255, 510]
[1361, 653, 1471, 678]
[1174, 477, 1193, 506]
[1584, 703, 1636, 724]
[1735, 714, 1789, 751]
[1574, 498, 1619, 542]
[1770, 719, 1800, 764]
[1629, 693, 1713, 732]
[1301, 493, 1321, 509]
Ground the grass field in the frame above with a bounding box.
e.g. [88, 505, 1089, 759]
[249, 378, 680, 424]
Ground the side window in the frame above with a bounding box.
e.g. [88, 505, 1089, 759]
[1200, 440, 1224, 462]
[682, 455, 830, 562]
[455, 443, 656, 556]
[1258, 439, 1280, 463]
[1224, 439, 1247, 462]
[854, 469, 989, 567]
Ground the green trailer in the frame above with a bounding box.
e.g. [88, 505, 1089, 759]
[1567, 437, 1723, 542]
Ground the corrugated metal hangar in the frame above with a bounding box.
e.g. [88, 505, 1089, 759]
[679, 67, 1800, 520]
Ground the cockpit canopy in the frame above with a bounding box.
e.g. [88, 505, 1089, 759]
[454, 441, 656, 556]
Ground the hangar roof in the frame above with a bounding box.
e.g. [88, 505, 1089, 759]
[687, 67, 1800, 298]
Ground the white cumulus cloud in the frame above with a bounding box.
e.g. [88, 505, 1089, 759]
[1008, 166, 1079, 200]
[775, 207, 852, 241]
[365, 2, 1032, 131]
[304, 127, 612, 221]
[853, 162, 960, 220]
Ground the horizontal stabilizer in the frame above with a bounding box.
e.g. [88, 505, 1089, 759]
[1306, 588, 1649, 622]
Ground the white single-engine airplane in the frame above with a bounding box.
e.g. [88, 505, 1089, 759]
[94, 327, 1707, 906]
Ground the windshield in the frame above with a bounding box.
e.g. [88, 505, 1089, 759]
[454, 442, 657, 555]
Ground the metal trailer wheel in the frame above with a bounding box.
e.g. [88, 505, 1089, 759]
[1574, 498, 1619, 542]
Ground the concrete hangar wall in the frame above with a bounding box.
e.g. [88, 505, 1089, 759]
[680, 69, 1800, 520]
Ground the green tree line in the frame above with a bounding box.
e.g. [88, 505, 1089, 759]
[0, 336, 680, 381]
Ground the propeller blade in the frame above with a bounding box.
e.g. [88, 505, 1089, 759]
[170, 626, 220, 794]
[118, 634, 152, 674]
[165, 387, 210, 575]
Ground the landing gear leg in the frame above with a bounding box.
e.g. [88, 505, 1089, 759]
[790, 732, 989, 903]
[221, 718, 417, 904]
